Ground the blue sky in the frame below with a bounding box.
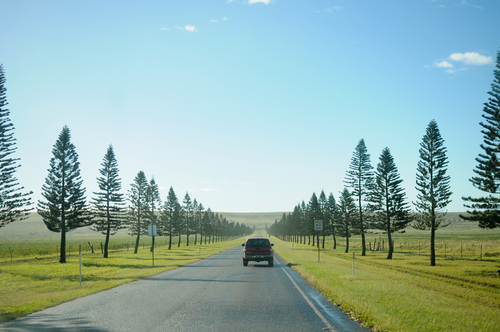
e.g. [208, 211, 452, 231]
[1, 0, 499, 212]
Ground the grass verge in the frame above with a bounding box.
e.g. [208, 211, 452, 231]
[0, 237, 244, 323]
[271, 236, 500, 332]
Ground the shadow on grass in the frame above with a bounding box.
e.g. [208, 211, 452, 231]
[82, 261, 159, 269]
[287, 263, 300, 267]
[0, 311, 17, 324]
[0, 313, 109, 331]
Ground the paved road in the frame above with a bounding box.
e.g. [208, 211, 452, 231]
[1, 246, 370, 332]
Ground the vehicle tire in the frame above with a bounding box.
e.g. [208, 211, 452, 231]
[268, 259, 274, 267]
[243, 259, 248, 266]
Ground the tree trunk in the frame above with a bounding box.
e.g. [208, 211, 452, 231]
[104, 224, 110, 258]
[359, 202, 366, 256]
[60, 226, 66, 263]
[431, 221, 436, 266]
[387, 230, 393, 260]
[134, 231, 140, 254]
[387, 210, 393, 259]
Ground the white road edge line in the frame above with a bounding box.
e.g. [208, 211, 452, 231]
[278, 260, 335, 331]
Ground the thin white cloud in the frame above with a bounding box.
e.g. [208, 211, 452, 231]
[185, 25, 196, 32]
[449, 52, 493, 65]
[248, 0, 271, 4]
[315, 6, 343, 13]
[435, 60, 454, 68]
[160, 27, 169, 31]
[460, 0, 483, 9]
[226, 0, 272, 5]
[325, 6, 343, 12]
[431, 51, 493, 74]
[209, 17, 228, 23]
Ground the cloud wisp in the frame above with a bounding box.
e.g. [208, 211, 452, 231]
[248, 0, 271, 4]
[227, 0, 272, 4]
[314, 6, 343, 13]
[431, 51, 493, 73]
[449, 52, 493, 65]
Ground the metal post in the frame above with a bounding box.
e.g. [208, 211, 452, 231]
[352, 252, 355, 277]
[79, 244, 82, 288]
[318, 244, 320, 263]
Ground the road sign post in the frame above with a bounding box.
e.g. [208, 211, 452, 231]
[314, 220, 323, 262]
[148, 225, 157, 267]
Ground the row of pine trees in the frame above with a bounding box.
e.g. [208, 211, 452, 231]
[0, 65, 252, 264]
[268, 121, 450, 265]
[1, 49, 500, 266]
[36, 128, 253, 263]
[269, 50, 500, 266]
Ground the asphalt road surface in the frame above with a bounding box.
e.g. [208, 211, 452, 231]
[1, 246, 370, 332]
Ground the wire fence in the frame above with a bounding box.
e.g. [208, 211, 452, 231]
[0, 235, 237, 263]
[287, 236, 500, 262]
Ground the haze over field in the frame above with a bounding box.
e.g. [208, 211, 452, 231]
[1, 1, 499, 212]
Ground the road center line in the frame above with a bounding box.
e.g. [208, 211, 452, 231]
[277, 259, 335, 331]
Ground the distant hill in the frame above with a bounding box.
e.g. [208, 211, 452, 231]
[1, 212, 479, 241]
[0, 212, 286, 240]
[216, 212, 285, 229]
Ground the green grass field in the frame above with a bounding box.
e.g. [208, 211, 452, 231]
[2, 212, 500, 331]
[270, 215, 500, 332]
[0, 212, 283, 262]
[0, 235, 248, 323]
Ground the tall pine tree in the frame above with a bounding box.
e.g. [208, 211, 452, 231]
[326, 193, 338, 249]
[413, 120, 452, 266]
[38, 126, 91, 263]
[183, 192, 194, 246]
[368, 147, 413, 259]
[0, 64, 32, 230]
[337, 187, 357, 253]
[145, 176, 161, 250]
[91, 145, 126, 258]
[161, 186, 179, 250]
[318, 190, 328, 248]
[306, 192, 321, 247]
[128, 171, 148, 254]
[462, 50, 500, 228]
[345, 138, 374, 256]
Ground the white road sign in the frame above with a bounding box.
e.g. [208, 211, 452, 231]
[314, 220, 323, 231]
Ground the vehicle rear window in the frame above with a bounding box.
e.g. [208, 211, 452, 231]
[246, 239, 270, 247]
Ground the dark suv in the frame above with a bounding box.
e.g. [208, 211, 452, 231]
[242, 238, 274, 267]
